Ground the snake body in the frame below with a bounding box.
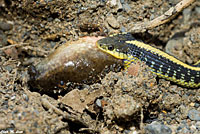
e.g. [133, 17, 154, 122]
[97, 33, 200, 88]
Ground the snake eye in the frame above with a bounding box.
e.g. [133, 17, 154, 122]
[99, 43, 103, 47]
[108, 45, 114, 51]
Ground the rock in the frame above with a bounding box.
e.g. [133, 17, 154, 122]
[161, 93, 181, 111]
[188, 109, 200, 121]
[104, 94, 141, 122]
[165, 38, 183, 55]
[0, 30, 7, 47]
[109, 0, 117, 6]
[0, 21, 13, 31]
[3, 47, 19, 59]
[195, 121, 200, 130]
[165, 38, 186, 63]
[123, 3, 131, 13]
[183, 8, 192, 23]
[195, 7, 200, 14]
[60, 88, 104, 113]
[144, 121, 172, 134]
[176, 122, 193, 134]
[108, 0, 123, 11]
[106, 14, 120, 29]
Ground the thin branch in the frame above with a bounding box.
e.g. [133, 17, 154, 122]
[0, 43, 29, 50]
[129, 0, 196, 33]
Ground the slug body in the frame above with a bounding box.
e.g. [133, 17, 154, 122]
[28, 37, 122, 93]
[97, 33, 200, 88]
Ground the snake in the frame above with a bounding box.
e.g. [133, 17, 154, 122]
[96, 33, 200, 88]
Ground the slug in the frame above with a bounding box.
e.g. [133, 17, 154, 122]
[28, 36, 122, 93]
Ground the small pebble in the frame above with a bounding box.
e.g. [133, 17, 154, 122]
[165, 38, 183, 52]
[117, 0, 123, 11]
[10, 96, 16, 101]
[150, 14, 155, 20]
[0, 22, 13, 31]
[120, 26, 126, 33]
[2, 100, 8, 109]
[0, 30, 7, 47]
[18, 113, 22, 120]
[34, 110, 39, 115]
[109, 0, 123, 11]
[96, 99, 102, 107]
[188, 109, 200, 121]
[144, 121, 172, 134]
[106, 14, 120, 29]
[194, 103, 200, 108]
[117, 15, 125, 22]
[123, 3, 131, 13]
[10, 120, 15, 125]
[3, 47, 19, 59]
[109, 0, 117, 6]
[183, 8, 192, 23]
[4, 94, 10, 99]
[176, 123, 192, 134]
[4, 65, 13, 72]
[195, 121, 200, 130]
[120, 0, 124, 4]
[195, 7, 200, 14]
[23, 94, 29, 102]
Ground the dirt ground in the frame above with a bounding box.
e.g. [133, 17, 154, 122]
[0, 0, 200, 133]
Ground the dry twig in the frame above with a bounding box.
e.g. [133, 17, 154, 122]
[0, 43, 29, 50]
[129, 0, 196, 33]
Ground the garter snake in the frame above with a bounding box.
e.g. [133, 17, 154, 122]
[97, 33, 200, 88]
